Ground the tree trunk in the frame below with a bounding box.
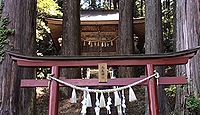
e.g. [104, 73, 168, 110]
[117, 0, 134, 78]
[175, 0, 200, 114]
[145, 0, 170, 114]
[0, 1, 18, 115]
[62, 0, 81, 97]
[0, 0, 36, 115]
[18, 1, 37, 115]
[145, 0, 163, 54]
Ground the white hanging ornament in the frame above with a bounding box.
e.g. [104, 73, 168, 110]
[83, 41, 86, 46]
[94, 42, 97, 46]
[99, 92, 106, 108]
[114, 91, 121, 106]
[111, 41, 113, 46]
[88, 41, 91, 45]
[81, 93, 87, 114]
[70, 88, 77, 103]
[110, 70, 115, 79]
[107, 42, 109, 47]
[86, 68, 90, 79]
[95, 92, 100, 115]
[116, 90, 122, 115]
[117, 105, 123, 115]
[101, 42, 104, 47]
[86, 92, 92, 107]
[104, 42, 106, 47]
[90, 42, 93, 47]
[81, 104, 87, 114]
[106, 93, 112, 114]
[129, 87, 137, 102]
[121, 90, 126, 114]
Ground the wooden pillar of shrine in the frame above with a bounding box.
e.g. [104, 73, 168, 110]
[48, 66, 60, 115]
[146, 64, 159, 115]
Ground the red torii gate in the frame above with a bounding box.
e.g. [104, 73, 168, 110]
[8, 47, 199, 115]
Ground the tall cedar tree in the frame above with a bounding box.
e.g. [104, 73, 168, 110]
[175, 0, 200, 114]
[62, 0, 81, 97]
[117, 0, 134, 78]
[145, 0, 170, 114]
[0, 0, 36, 115]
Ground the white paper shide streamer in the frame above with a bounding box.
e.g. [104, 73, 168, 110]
[106, 93, 112, 114]
[86, 92, 92, 107]
[116, 90, 122, 115]
[95, 92, 100, 115]
[129, 87, 137, 102]
[122, 90, 126, 114]
[114, 91, 121, 106]
[81, 91, 87, 114]
[117, 105, 123, 115]
[70, 88, 77, 103]
[99, 92, 106, 108]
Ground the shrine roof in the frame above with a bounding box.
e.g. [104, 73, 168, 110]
[80, 10, 119, 21]
[46, 10, 145, 24]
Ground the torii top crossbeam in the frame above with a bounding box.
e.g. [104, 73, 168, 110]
[8, 46, 200, 115]
[8, 46, 199, 67]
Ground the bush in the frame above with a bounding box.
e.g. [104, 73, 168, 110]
[186, 95, 200, 114]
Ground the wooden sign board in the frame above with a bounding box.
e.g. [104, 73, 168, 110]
[98, 63, 108, 83]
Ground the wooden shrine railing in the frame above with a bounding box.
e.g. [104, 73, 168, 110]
[8, 47, 200, 115]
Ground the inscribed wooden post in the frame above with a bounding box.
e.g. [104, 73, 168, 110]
[98, 63, 108, 83]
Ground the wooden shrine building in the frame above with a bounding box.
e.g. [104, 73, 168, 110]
[46, 10, 145, 56]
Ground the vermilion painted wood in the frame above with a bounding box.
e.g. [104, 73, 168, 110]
[12, 56, 190, 67]
[146, 64, 159, 115]
[9, 47, 200, 115]
[20, 76, 187, 87]
[9, 47, 199, 61]
[48, 66, 59, 115]
[9, 48, 199, 67]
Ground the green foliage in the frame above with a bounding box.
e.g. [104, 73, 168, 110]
[56, 0, 63, 8]
[101, 2, 111, 10]
[37, 0, 62, 18]
[186, 95, 200, 113]
[162, 0, 175, 52]
[134, 0, 145, 17]
[36, 0, 60, 56]
[36, 19, 58, 55]
[164, 85, 176, 97]
[0, 17, 14, 62]
[80, 0, 103, 10]
[37, 68, 51, 79]
[36, 0, 61, 79]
